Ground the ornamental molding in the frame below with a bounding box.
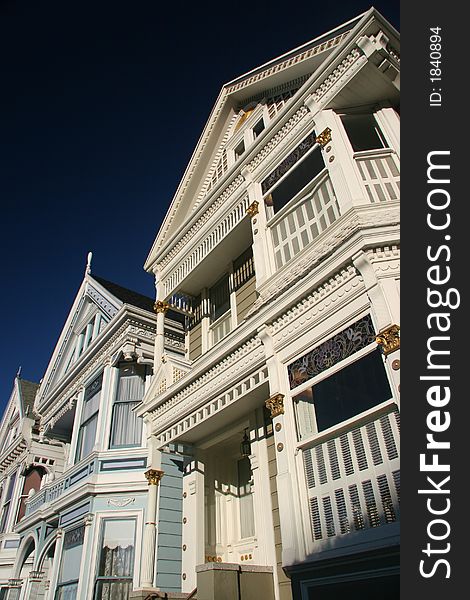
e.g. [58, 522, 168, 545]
[225, 30, 350, 95]
[310, 47, 363, 104]
[86, 285, 118, 319]
[265, 394, 285, 418]
[41, 318, 155, 429]
[149, 336, 263, 422]
[366, 246, 400, 277]
[156, 365, 269, 444]
[107, 497, 136, 507]
[270, 265, 363, 345]
[247, 106, 309, 173]
[246, 207, 400, 318]
[246, 201, 259, 217]
[315, 127, 332, 147]
[158, 175, 245, 271]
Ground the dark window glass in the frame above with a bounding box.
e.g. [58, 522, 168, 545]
[269, 149, 325, 212]
[234, 140, 245, 160]
[210, 275, 230, 321]
[253, 119, 265, 139]
[76, 374, 102, 462]
[341, 114, 386, 152]
[304, 350, 392, 432]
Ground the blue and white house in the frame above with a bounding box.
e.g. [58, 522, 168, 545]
[1, 260, 186, 599]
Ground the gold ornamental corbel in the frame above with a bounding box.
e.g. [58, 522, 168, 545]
[376, 324, 400, 356]
[265, 393, 285, 418]
[154, 300, 170, 314]
[316, 127, 332, 147]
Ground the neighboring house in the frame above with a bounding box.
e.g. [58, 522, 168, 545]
[140, 7, 400, 600]
[0, 374, 63, 598]
[1, 264, 185, 600]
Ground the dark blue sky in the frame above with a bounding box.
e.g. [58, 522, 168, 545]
[0, 0, 399, 411]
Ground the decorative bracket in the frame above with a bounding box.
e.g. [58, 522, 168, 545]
[376, 324, 400, 356]
[265, 393, 285, 418]
[246, 201, 259, 217]
[316, 127, 332, 147]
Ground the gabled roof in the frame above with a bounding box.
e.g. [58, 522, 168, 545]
[92, 275, 155, 312]
[35, 268, 156, 408]
[17, 378, 39, 418]
[144, 8, 398, 272]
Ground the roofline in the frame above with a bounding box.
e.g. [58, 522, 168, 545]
[223, 12, 367, 88]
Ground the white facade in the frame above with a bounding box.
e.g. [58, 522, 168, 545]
[141, 8, 400, 599]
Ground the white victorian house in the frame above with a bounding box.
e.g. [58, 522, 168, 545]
[139, 7, 400, 600]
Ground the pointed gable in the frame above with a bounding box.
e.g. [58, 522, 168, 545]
[35, 271, 156, 408]
[144, 12, 366, 273]
[0, 376, 38, 457]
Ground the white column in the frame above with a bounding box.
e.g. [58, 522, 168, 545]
[306, 106, 367, 211]
[94, 362, 115, 450]
[375, 107, 400, 156]
[75, 514, 95, 599]
[68, 387, 85, 467]
[258, 326, 305, 566]
[243, 168, 275, 285]
[45, 529, 64, 600]
[153, 302, 169, 367]
[181, 457, 205, 593]
[140, 468, 164, 589]
[353, 250, 400, 401]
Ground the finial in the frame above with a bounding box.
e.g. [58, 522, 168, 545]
[16, 366, 22, 379]
[86, 251, 93, 275]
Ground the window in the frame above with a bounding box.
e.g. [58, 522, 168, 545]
[209, 275, 230, 322]
[16, 466, 45, 524]
[234, 139, 245, 161]
[341, 113, 387, 152]
[294, 350, 392, 440]
[76, 374, 102, 462]
[94, 519, 136, 600]
[55, 525, 85, 600]
[252, 118, 265, 139]
[0, 471, 17, 533]
[109, 364, 145, 449]
[267, 149, 326, 213]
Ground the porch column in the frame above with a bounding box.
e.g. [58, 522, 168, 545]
[153, 300, 169, 367]
[141, 468, 164, 588]
[181, 458, 205, 593]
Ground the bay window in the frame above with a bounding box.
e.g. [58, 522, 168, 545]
[109, 363, 145, 449]
[0, 471, 17, 533]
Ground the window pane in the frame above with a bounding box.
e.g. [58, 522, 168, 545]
[98, 520, 136, 578]
[311, 350, 392, 432]
[110, 402, 142, 448]
[55, 583, 78, 600]
[210, 275, 230, 321]
[341, 114, 386, 152]
[76, 413, 98, 461]
[269, 149, 325, 212]
[95, 580, 132, 600]
[59, 526, 85, 584]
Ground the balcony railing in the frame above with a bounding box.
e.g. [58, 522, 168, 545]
[354, 148, 400, 203]
[302, 407, 400, 552]
[269, 170, 340, 270]
[24, 454, 97, 517]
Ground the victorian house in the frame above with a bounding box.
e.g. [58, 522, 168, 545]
[139, 7, 400, 600]
[0, 261, 186, 599]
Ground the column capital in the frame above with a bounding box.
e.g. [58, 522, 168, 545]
[154, 300, 170, 314]
[265, 393, 285, 418]
[145, 468, 164, 486]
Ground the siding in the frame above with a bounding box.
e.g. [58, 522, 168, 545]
[156, 453, 184, 592]
[236, 277, 257, 323]
[189, 322, 202, 361]
[267, 436, 293, 600]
